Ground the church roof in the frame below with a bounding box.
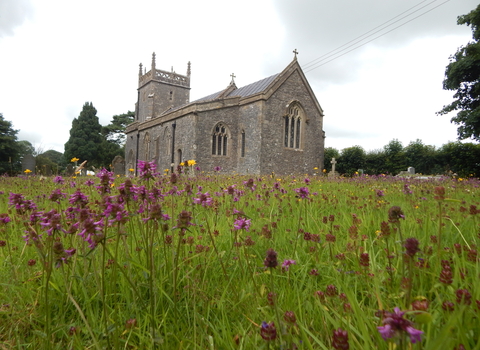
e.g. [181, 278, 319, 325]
[192, 73, 280, 103]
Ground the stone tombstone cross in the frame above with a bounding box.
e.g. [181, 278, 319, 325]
[331, 157, 337, 173]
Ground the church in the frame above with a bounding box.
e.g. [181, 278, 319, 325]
[125, 52, 325, 175]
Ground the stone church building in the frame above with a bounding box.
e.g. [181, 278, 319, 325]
[125, 52, 325, 175]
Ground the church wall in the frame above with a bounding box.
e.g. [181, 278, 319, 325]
[237, 102, 263, 174]
[194, 107, 241, 173]
[261, 70, 324, 175]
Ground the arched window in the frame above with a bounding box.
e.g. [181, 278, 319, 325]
[212, 123, 229, 156]
[143, 132, 151, 160]
[284, 103, 303, 150]
[241, 130, 246, 157]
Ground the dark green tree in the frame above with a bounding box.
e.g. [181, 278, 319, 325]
[438, 5, 480, 141]
[404, 139, 438, 175]
[0, 113, 20, 175]
[437, 141, 480, 177]
[383, 139, 406, 175]
[102, 111, 134, 149]
[337, 146, 366, 176]
[64, 102, 105, 168]
[365, 149, 386, 175]
[323, 147, 340, 172]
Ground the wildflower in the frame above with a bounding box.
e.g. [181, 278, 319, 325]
[71, 157, 80, 163]
[455, 289, 472, 305]
[214, 166, 221, 172]
[137, 160, 157, 180]
[332, 328, 349, 350]
[359, 252, 370, 267]
[284, 311, 296, 324]
[193, 192, 214, 207]
[233, 217, 251, 231]
[53, 175, 64, 184]
[187, 159, 196, 166]
[24, 169, 32, 174]
[264, 248, 278, 268]
[281, 259, 296, 271]
[326, 284, 338, 297]
[260, 321, 277, 341]
[404, 238, 420, 258]
[433, 186, 445, 200]
[377, 307, 423, 344]
[388, 206, 405, 224]
[0, 214, 11, 225]
[294, 186, 309, 199]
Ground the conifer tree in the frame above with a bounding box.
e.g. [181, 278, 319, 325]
[64, 102, 105, 167]
[0, 113, 20, 175]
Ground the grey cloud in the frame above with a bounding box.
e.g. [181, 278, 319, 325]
[0, 0, 34, 38]
[267, 0, 479, 85]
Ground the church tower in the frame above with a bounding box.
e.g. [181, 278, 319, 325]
[135, 53, 191, 122]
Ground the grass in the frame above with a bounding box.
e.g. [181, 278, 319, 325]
[0, 168, 479, 349]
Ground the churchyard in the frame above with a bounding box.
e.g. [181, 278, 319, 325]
[0, 163, 479, 349]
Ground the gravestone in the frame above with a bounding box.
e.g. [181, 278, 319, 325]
[328, 157, 339, 178]
[408, 167, 415, 175]
[22, 154, 36, 174]
[357, 169, 364, 175]
[65, 164, 75, 176]
[112, 156, 125, 176]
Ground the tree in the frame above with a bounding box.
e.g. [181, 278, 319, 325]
[337, 146, 366, 176]
[404, 139, 438, 175]
[437, 141, 480, 177]
[102, 111, 134, 148]
[64, 102, 105, 168]
[365, 149, 386, 175]
[0, 113, 20, 175]
[438, 5, 480, 141]
[383, 139, 406, 175]
[323, 147, 340, 172]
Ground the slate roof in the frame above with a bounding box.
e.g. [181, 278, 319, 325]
[192, 73, 279, 103]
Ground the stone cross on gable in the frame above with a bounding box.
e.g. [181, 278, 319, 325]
[331, 157, 337, 173]
[230, 73, 236, 84]
[293, 49, 298, 59]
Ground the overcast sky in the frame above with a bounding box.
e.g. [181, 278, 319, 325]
[1, 0, 478, 155]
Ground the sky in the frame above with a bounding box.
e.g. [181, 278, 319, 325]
[1, 0, 479, 155]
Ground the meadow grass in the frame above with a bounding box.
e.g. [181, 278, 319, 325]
[0, 168, 479, 349]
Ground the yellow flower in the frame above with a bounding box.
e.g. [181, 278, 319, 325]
[71, 157, 79, 163]
[187, 159, 196, 166]
[110, 183, 115, 188]
[314, 167, 318, 170]
[323, 169, 327, 173]
[24, 169, 32, 174]
[164, 169, 169, 172]
[129, 168, 134, 172]
[75, 171, 80, 175]
[180, 162, 185, 166]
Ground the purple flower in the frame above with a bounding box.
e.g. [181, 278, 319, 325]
[193, 192, 214, 207]
[281, 259, 296, 271]
[53, 176, 64, 184]
[214, 166, 221, 172]
[96, 168, 115, 194]
[0, 214, 11, 225]
[137, 160, 157, 180]
[260, 321, 277, 341]
[377, 307, 423, 344]
[294, 187, 309, 199]
[264, 248, 278, 268]
[233, 217, 251, 231]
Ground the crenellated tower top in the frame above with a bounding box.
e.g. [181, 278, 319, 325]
[138, 52, 191, 89]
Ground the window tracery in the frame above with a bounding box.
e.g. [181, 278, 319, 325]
[284, 103, 303, 150]
[212, 123, 229, 156]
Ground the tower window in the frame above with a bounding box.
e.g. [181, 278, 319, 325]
[169, 91, 173, 100]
